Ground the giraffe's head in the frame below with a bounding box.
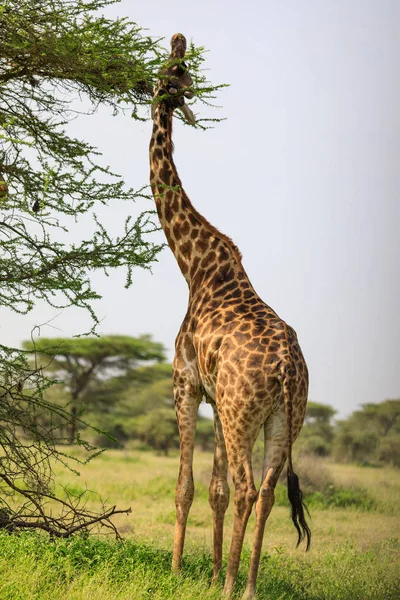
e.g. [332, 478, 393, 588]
[152, 33, 196, 125]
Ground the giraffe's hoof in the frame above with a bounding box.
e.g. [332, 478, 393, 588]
[169, 87, 178, 94]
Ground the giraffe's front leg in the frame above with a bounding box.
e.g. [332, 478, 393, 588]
[172, 356, 201, 573]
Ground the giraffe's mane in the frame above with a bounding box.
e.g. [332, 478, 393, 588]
[181, 190, 243, 263]
[167, 111, 243, 265]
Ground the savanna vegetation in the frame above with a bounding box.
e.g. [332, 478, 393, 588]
[0, 450, 399, 600]
[1, 1, 398, 598]
[293, 398, 400, 468]
[21, 333, 215, 454]
[23, 332, 400, 469]
[5, 330, 399, 598]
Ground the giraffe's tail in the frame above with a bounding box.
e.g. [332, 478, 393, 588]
[281, 363, 311, 551]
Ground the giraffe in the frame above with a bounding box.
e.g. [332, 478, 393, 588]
[149, 33, 311, 599]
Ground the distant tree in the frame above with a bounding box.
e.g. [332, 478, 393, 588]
[91, 374, 174, 448]
[304, 402, 337, 425]
[22, 335, 166, 441]
[378, 435, 400, 468]
[77, 362, 172, 419]
[297, 401, 336, 457]
[134, 407, 179, 456]
[333, 425, 380, 465]
[90, 373, 215, 454]
[122, 376, 173, 416]
[80, 362, 173, 447]
[104, 375, 215, 454]
[360, 400, 400, 437]
[195, 417, 215, 452]
[333, 399, 400, 467]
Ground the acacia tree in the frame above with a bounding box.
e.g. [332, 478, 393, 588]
[298, 401, 337, 456]
[333, 400, 400, 467]
[0, 0, 217, 320]
[0, 0, 221, 535]
[22, 335, 166, 441]
[0, 0, 164, 321]
[80, 363, 174, 448]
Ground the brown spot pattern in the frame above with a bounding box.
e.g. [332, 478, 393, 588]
[149, 83, 309, 596]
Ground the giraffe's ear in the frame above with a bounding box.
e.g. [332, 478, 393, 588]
[180, 103, 196, 125]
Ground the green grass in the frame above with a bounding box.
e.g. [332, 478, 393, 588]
[2, 450, 400, 599]
[274, 482, 376, 511]
[0, 532, 398, 600]
[329, 462, 400, 515]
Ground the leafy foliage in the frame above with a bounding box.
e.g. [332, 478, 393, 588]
[22, 334, 166, 442]
[134, 408, 178, 456]
[0, 342, 131, 536]
[0, 0, 167, 322]
[85, 363, 214, 455]
[195, 417, 215, 452]
[0, 0, 224, 536]
[0, 0, 223, 324]
[296, 401, 336, 457]
[333, 400, 400, 467]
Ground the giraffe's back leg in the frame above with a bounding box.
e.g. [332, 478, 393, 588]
[172, 346, 202, 572]
[216, 395, 265, 598]
[208, 400, 230, 582]
[243, 406, 288, 599]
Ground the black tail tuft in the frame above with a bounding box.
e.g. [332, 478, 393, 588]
[287, 470, 311, 551]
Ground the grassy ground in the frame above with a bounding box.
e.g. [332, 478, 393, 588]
[1, 449, 399, 599]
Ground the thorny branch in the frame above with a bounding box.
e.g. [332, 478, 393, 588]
[0, 0, 225, 538]
[0, 339, 131, 538]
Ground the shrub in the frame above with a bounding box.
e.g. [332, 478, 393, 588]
[378, 436, 400, 468]
[273, 455, 376, 511]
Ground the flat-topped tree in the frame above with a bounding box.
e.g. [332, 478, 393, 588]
[148, 34, 311, 599]
[23, 335, 166, 442]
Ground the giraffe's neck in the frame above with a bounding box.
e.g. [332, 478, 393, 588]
[150, 103, 243, 295]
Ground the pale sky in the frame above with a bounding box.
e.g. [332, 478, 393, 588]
[1, 0, 399, 417]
